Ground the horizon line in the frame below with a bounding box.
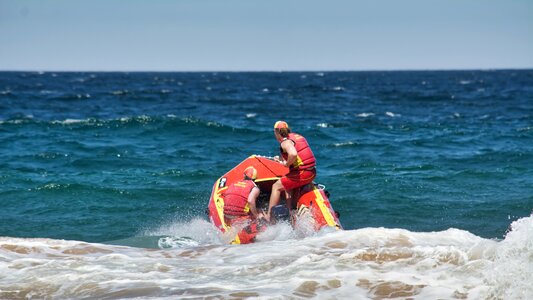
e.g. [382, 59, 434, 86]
[1, 67, 533, 73]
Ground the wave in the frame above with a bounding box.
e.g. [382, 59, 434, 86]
[1, 216, 531, 299]
[0, 115, 260, 134]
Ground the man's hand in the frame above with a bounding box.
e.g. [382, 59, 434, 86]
[263, 213, 270, 222]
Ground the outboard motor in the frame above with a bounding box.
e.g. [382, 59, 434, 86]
[271, 205, 290, 223]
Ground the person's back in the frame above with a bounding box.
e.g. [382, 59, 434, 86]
[223, 179, 257, 217]
[222, 166, 262, 224]
[282, 132, 316, 171]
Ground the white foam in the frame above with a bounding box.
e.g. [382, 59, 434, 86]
[357, 112, 375, 118]
[333, 141, 355, 147]
[111, 90, 128, 95]
[158, 236, 200, 248]
[246, 113, 257, 118]
[0, 216, 531, 299]
[255, 222, 296, 242]
[143, 217, 223, 246]
[386, 111, 400, 117]
[62, 118, 86, 124]
[483, 216, 533, 299]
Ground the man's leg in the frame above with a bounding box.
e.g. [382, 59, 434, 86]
[267, 179, 285, 221]
[285, 189, 295, 210]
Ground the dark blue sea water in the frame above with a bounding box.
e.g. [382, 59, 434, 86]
[1, 70, 532, 243]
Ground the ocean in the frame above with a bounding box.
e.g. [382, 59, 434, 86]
[0, 70, 532, 299]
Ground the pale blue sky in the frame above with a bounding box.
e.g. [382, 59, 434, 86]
[0, 0, 531, 71]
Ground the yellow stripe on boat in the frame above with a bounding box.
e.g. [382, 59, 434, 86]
[255, 177, 280, 183]
[214, 179, 229, 231]
[231, 235, 241, 244]
[313, 188, 339, 229]
[214, 179, 241, 244]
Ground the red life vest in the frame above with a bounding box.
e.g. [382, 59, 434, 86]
[280, 132, 316, 171]
[223, 180, 257, 217]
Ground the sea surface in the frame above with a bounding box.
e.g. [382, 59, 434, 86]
[0, 70, 532, 299]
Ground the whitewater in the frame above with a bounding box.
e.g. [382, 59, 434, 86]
[1, 216, 531, 299]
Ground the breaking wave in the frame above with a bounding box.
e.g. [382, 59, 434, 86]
[1, 216, 531, 299]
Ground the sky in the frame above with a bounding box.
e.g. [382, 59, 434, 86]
[0, 0, 531, 71]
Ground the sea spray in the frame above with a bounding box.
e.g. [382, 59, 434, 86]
[484, 216, 533, 299]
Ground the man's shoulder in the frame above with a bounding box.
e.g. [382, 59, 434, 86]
[290, 132, 305, 140]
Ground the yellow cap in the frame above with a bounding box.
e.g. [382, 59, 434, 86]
[274, 121, 289, 129]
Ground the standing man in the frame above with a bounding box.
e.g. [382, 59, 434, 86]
[266, 121, 316, 221]
[223, 166, 263, 224]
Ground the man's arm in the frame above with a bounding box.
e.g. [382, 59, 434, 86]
[247, 187, 262, 218]
[281, 139, 297, 167]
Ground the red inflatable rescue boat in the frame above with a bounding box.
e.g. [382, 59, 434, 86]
[207, 155, 342, 244]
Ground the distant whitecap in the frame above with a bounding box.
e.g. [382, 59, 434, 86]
[386, 112, 399, 117]
[357, 113, 375, 118]
[262, 88, 269, 92]
[317, 123, 329, 128]
[111, 90, 128, 95]
[61, 119, 86, 125]
[334, 141, 355, 147]
[332, 86, 344, 91]
[246, 113, 257, 118]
